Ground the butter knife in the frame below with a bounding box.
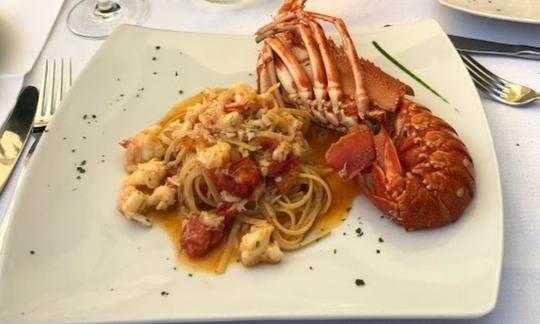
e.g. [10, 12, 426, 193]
[448, 35, 540, 60]
[0, 86, 39, 192]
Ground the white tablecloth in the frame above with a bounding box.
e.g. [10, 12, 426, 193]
[4, 0, 540, 323]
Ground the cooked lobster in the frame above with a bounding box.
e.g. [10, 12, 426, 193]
[255, 0, 475, 230]
[255, 0, 413, 132]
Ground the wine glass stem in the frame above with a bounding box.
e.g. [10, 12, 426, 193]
[95, 0, 121, 17]
[97, 0, 113, 11]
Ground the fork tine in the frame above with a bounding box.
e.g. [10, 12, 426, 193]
[471, 76, 500, 98]
[470, 74, 515, 104]
[67, 58, 72, 92]
[467, 66, 506, 97]
[460, 53, 509, 91]
[462, 57, 504, 90]
[461, 58, 513, 102]
[54, 59, 64, 112]
[35, 60, 48, 120]
[44, 59, 56, 121]
[462, 53, 510, 85]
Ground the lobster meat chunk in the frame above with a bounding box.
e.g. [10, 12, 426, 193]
[324, 125, 374, 180]
[326, 99, 475, 230]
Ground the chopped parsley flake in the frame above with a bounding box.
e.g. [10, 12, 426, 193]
[355, 227, 364, 237]
[155, 45, 161, 50]
[188, 273, 193, 277]
[29, 250, 35, 255]
[355, 279, 365, 286]
[333, 249, 337, 255]
[160, 291, 169, 296]
[378, 237, 384, 243]
[83, 114, 88, 120]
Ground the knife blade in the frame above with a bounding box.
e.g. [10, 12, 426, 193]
[0, 86, 39, 192]
[448, 35, 540, 60]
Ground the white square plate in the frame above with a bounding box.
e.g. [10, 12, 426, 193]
[0, 20, 502, 323]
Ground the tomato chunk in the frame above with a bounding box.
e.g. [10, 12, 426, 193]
[181, 217, 215, 258]
[267, 155, 297, 178]
[267, 155, 299, 194]
[209, 158, 261, 198]
[180, 204, 238, 258]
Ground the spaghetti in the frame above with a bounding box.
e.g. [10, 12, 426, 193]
[117, 83, 332, 273]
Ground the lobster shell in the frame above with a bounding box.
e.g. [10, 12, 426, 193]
[362, 99, 476, 230]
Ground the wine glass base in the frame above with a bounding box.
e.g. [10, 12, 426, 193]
[67, 0, 150, 39]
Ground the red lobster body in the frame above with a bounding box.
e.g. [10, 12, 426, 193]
[363, 100, 474, 230]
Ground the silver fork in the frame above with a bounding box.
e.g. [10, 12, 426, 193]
[26, 58, 72, 161]
[459, 52, 540, 106]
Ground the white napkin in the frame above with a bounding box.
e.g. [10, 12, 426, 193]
[0, 0, 65, 75]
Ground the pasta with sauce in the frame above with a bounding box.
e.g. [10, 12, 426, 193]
[117, 83, 332, 273]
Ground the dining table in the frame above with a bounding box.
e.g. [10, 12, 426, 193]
[1, 0, 539, 323]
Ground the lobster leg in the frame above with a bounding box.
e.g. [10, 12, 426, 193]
[264, 36, 314, 103]
[257, 42, 285, 107]
[296, 12, 342, 114]
[257, 22, 327, 110]
[306, 11, 369, 118]
[274, 56, 300, 107]
[256, 10, 359, 130]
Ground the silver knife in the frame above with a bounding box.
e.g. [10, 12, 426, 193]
[449, 35, 540, 60]
[0, 86, 39, 192]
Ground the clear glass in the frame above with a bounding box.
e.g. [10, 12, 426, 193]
[67, 0, 150, 39]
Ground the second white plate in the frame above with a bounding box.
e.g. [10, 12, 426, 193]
[440, 0, 540, 24]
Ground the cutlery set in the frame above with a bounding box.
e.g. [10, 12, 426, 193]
[0, 59, 71, 193]
[448, 34, 540, 105]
